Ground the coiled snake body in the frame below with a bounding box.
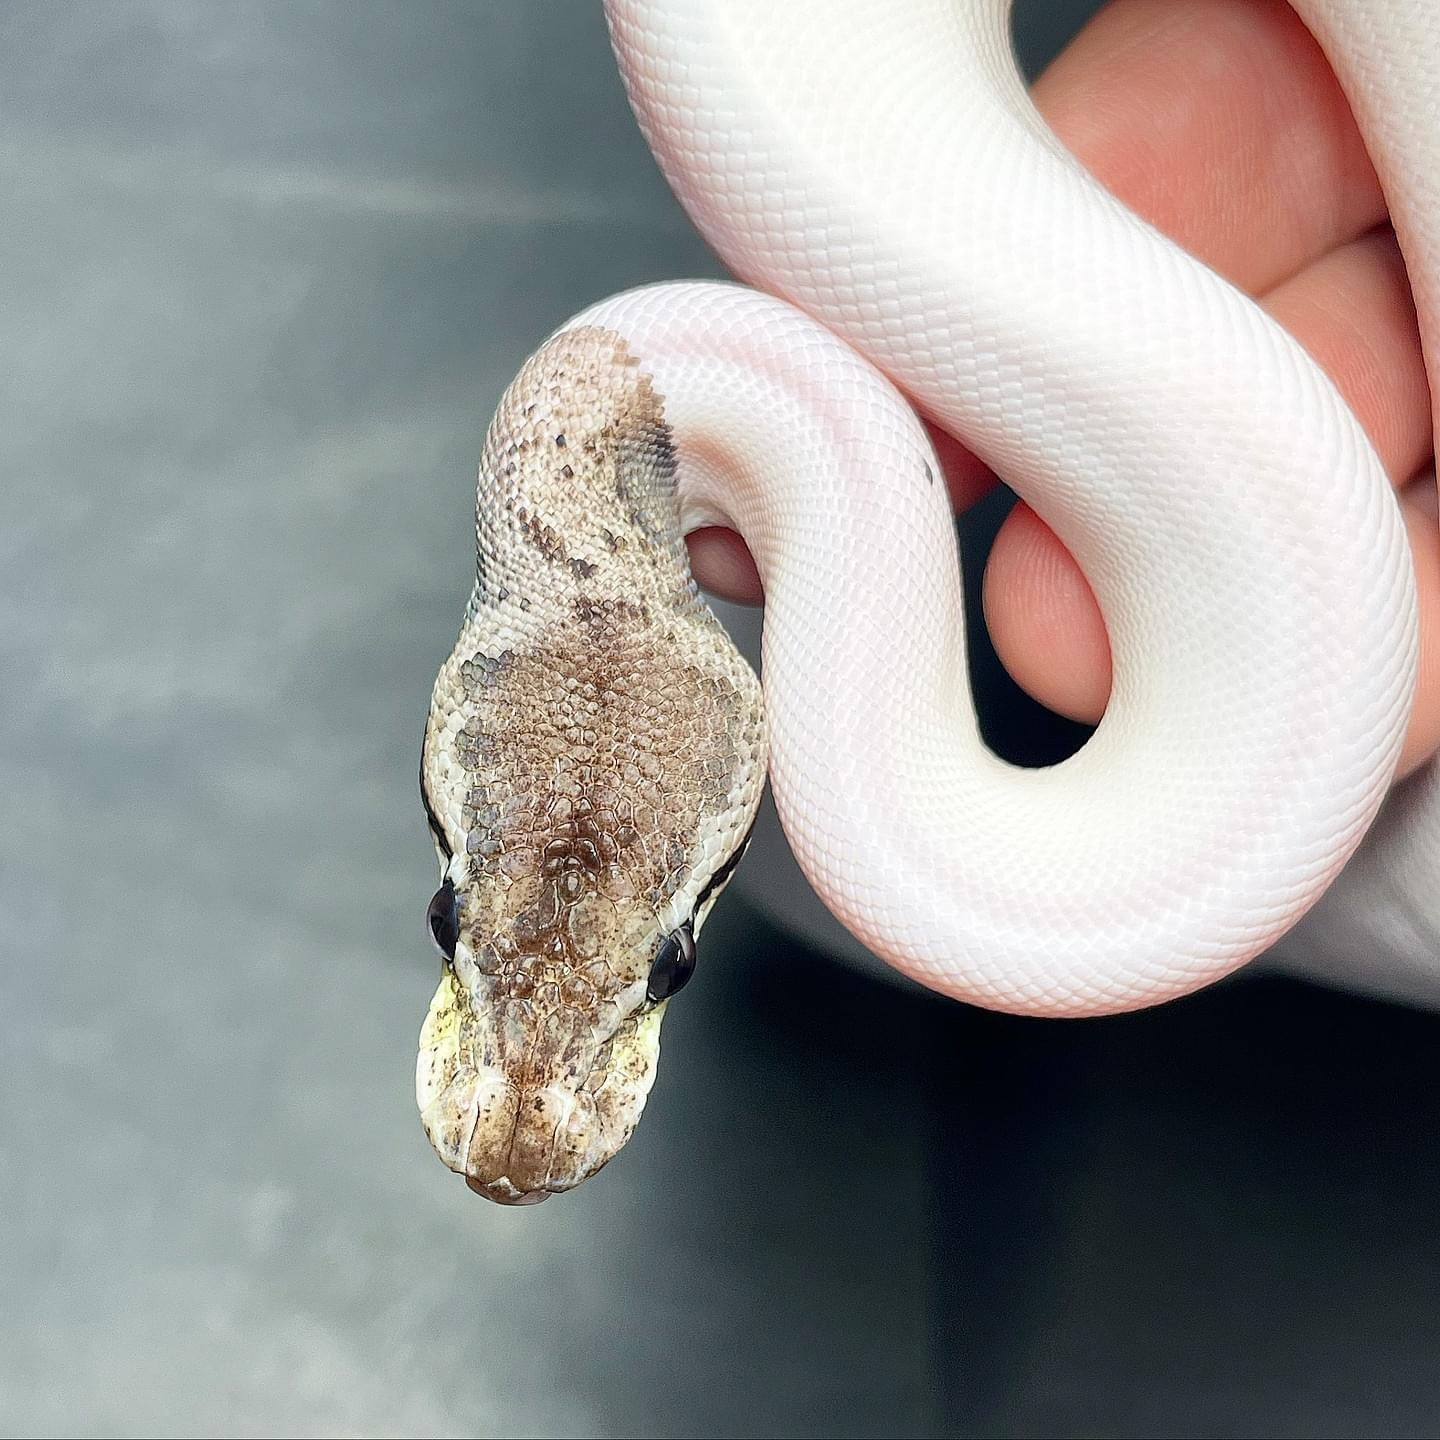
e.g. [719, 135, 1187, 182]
[419, 0, 1440, 1202]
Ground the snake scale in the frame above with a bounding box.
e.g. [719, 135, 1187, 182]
[418, 0, 1440, 1203]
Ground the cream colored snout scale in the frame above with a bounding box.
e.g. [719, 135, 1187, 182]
[418, 0, 1440, 1202]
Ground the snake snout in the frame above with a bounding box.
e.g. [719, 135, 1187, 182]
[418, 969, 651, 1201]
[452, 1080, 604, 1205]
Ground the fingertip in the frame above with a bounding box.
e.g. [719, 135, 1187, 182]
[686, 525, 764, 605]
[983, 502, 1111, 724]
[1261, 227, 1429, 487]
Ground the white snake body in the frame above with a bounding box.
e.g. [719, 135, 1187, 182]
[418, 0, 1440, 1199]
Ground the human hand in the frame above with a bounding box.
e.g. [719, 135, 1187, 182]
[686, 0, 1440, 779]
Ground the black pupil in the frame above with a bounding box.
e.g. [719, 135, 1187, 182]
[647, 923, 696, 1002]
[427, 879, 460, 961]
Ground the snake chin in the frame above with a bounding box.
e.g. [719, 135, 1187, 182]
[416, 965, 666, 1202]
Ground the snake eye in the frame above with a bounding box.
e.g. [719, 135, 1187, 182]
[426, 878, 460, 961]
[646, 921, 696, 1002]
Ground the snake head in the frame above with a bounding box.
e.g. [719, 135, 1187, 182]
[416, 608, 764, 1203]
[415, 806, 755, 1205]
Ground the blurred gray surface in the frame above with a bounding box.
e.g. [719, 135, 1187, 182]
[3, 4, 1440, 1437]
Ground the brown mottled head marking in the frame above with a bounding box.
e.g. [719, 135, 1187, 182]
[418, 326, 766, 1203]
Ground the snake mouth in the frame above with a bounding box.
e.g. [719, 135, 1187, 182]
[465, 1175, 552, 1206]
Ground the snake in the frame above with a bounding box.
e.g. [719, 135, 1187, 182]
[417, 0, 1440, 1204]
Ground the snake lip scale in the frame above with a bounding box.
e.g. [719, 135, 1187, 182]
[417, 0, 1440, 1201]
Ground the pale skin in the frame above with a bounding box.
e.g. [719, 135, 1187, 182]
[686, 0, 1440, 781]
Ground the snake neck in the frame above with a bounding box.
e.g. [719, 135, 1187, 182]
[470, 325, 701, 629]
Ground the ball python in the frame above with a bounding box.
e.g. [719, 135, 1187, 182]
[417, 0, 1440, 1203]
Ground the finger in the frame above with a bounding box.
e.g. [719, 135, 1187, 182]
[1263, 228, 1431, 486]
[984, 502, 1111, 727]
[1401, 484, 1440, 777]
[1034, 0, 1385, 294]
[688, 524, 762, 605]
[926, 420, 998, 515]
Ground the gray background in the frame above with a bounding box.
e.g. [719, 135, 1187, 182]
[3, 3, 1438, 1436]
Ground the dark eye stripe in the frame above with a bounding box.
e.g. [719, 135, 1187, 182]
[695, 818, 756, 911]
[419, 759, 453, 860]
